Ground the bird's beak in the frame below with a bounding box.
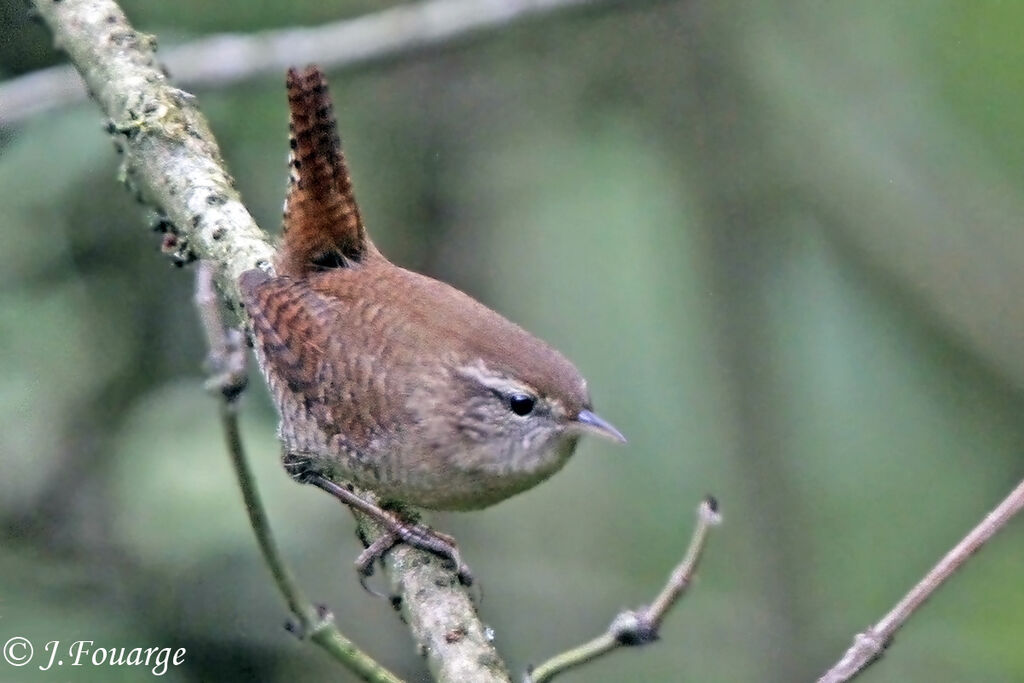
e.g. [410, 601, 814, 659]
[575, 409, 627, 444]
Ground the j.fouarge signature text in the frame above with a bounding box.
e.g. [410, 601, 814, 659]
[37, 639, 185, 675]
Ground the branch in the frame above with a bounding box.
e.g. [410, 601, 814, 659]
[372, 514, 511, 683]
[194, 263, 403, 683]
[30, 0, 275, 303]
[32, 1, 506, 679]
[818, 477, 1024, 683]
[526, 497, 722, 683]
[6, 0, 632, 127]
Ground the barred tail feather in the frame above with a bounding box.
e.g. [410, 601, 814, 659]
[278, 65, 367, 277]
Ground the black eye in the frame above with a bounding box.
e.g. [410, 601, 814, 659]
[508, 393, 536, 416]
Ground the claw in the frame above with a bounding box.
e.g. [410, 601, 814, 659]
[357, 570, 392, 600]
[355, 532, 398, 599]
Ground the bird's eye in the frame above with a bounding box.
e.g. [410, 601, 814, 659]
[508, 393, 536, 416]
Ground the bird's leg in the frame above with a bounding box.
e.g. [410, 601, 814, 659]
[283, 456, 472, 586]
[307, 475, 475, 589]
[309, 474, 473, 587]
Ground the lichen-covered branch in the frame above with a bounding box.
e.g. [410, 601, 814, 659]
[817, 478, 1024, 683]
[377, 518, 511, 683]
[31, 1, 505, 680]
[31, 0, 273, 305]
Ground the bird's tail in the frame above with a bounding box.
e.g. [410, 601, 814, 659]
[277, 65, 369, 277]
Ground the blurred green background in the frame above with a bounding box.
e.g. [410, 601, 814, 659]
[2, 1, 1023, 681]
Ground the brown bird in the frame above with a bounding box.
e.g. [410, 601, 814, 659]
[240, 66, 624, 581]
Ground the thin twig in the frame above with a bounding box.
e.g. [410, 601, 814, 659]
[5, 0, 636, 127]
[194, 261, 248, 399]
[526, 497, 722, 683]
[194, 263, 404, 683]
[818, 477, 1024, 683]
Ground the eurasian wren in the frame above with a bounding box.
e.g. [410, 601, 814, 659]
[240, 67, 623, 572]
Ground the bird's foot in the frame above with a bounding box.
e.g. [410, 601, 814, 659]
[355, 523, 472, 589]
[305, 473, 474, 590]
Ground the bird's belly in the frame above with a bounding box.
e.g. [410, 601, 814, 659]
[370, 466, 560, 510]
[343, 441, 577, 511]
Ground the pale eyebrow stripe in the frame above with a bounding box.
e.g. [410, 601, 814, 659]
[455, 361, 537, 397]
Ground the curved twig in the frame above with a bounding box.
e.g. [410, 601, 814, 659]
[526, 497, 721, 683]
[818, 478, 1024, 683]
